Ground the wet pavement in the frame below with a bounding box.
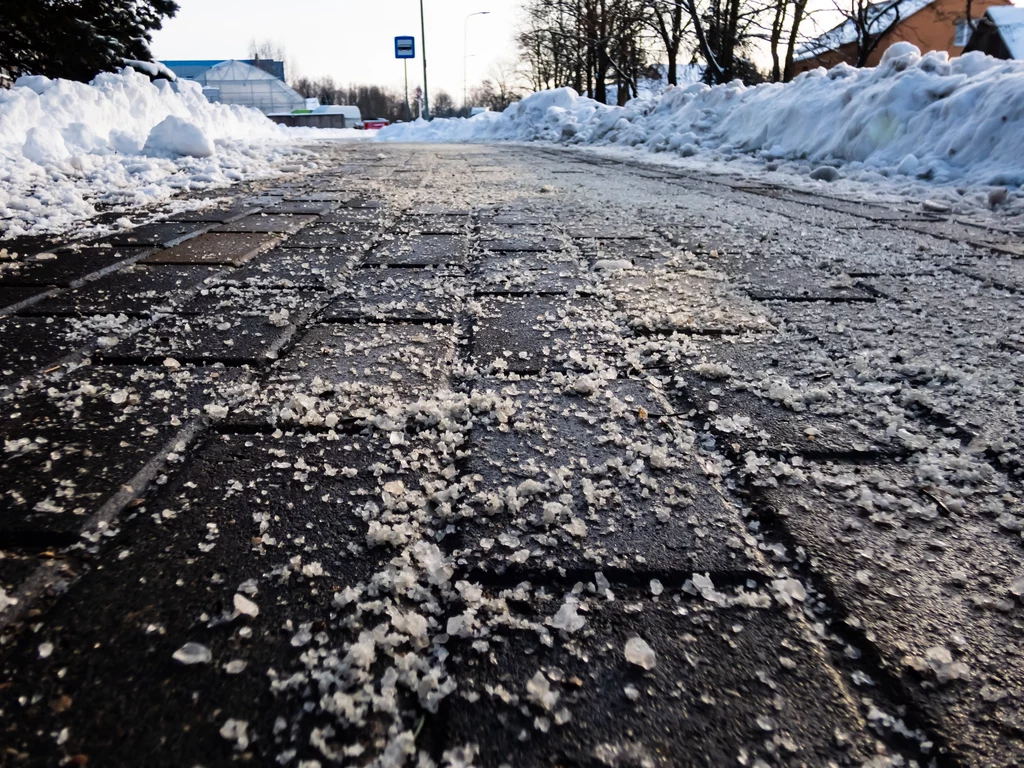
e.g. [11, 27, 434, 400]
[1, 143, 1024, 767]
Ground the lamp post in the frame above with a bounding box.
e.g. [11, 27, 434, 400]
[464, 11, 490, 114]
[420, 0, 430, 120]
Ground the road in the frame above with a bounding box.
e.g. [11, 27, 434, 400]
[1, 142, 1023, 767]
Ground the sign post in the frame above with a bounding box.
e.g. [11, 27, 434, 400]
[394, 36, 415, 122]
[419, 1, 429, 120]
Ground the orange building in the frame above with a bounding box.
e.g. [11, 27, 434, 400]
[792, 0, 1013, 76]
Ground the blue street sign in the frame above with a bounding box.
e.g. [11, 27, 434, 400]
[395, 36, 415, 59]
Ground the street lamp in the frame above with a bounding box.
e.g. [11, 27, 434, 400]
[420, 0, 430, 120]
[464, 11, 490, 113]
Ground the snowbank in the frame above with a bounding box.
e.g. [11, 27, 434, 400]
[0, 69, 332, 238]
[380, 46, 1024, 186]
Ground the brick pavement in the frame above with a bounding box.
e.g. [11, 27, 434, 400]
[1, 143, 1023, 766]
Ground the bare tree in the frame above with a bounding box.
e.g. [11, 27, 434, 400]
[517, 0, 653, 102]
[433, 90, 456, 117]
[646, 0, 689, 85]
[764, 0, 811, 81]
[833, 0, 904, 67]
[247, 38, 286, 61]
[246, 38, 301, 83]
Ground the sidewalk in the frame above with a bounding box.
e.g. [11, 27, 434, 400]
[1, 142, 1022, 767]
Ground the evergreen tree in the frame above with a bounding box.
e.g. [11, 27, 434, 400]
[0, 0, 179, 82]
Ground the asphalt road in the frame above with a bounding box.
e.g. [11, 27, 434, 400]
[1, 143, 1023, 767]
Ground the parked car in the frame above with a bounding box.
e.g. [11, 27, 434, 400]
[363, 118, 390, 130]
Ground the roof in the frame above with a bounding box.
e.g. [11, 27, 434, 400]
[985, 6, 1024, 58]
[795, 0, 934, 60]
[203, 60, 280, 83]
[160, 59, 286, 82]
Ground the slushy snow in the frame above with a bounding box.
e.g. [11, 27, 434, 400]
[380, 44, 1024, 187]
[0, 68, 357, 239]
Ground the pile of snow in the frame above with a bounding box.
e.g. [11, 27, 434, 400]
[0, 68, 339, 238]
[380, 45, 1024, 186]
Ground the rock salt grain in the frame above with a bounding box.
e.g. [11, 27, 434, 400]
[219, 718, 250, 750]
[550, 599, 586, 633]
[233, 593, 259, 618]
[172, 642, 212, 665]
[624, 637, 657, 670]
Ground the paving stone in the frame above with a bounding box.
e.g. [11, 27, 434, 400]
[228, 323, 457, 427]
[741, 269, 876, 302]
[365, 235, 469, 267]
[0, 432, 411, 765]
[100, 313, 295, 366]
[952, 256, 1024, 293]
[105, 221, 208, 247]
[324, 207, 383, 225]
[574, 237, 668, 261]
[19, 265, 223, 316]
[242, 193, 286, 205]
[478, 236, 565, 253]
[214, 247, 355, 289]
[0, 234, 71, 259]
[215, 214, 317, 235]
[397, 214, 470, 235]
[745, 284, 876, 302]
[168, 285, 312, 316]
[452, 386, 754, 575]
[474, 267, 588, 296]
[339, 196, 384, 209]
[484, 214, 551, 226]
[566, 226, 646, 239]
[0, 287, 50, 312]
[0, 246, 148, 287]
[970, 239, 1024, 258]
[446, 592, 876, 766]
[166, 205, 258, 223]
[0, 365, 237, 538]
[0, 316, 141, 386]
[759, 465, 1024, 767]
[609, 272, 773, 335]
[470, 295, 614, 375]
[276, 219, 378, 250]
[0, 551, 69, 598]
[477, 252, 581, 272]
[263, 201, 339, 215]
[142, 233, 278, 266]
[411, 207, 472, 216]
[276, 322, 455, 397]
[477, 223, 549, 239]
[284, 191, 350, 202]
[319, 268, 464, 322]
[675, 369, 902, 457]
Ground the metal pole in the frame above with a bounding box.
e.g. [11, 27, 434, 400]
[404, 59, 411, 122]
[464, 16, 468, 114]
[420, 0, 429, 120]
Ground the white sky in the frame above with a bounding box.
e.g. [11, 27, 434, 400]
[151, 0, 522, 99]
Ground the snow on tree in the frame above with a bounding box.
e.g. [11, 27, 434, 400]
[0, 0, 179, 82]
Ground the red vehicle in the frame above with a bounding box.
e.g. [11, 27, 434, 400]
[363, 119, 390, 130]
